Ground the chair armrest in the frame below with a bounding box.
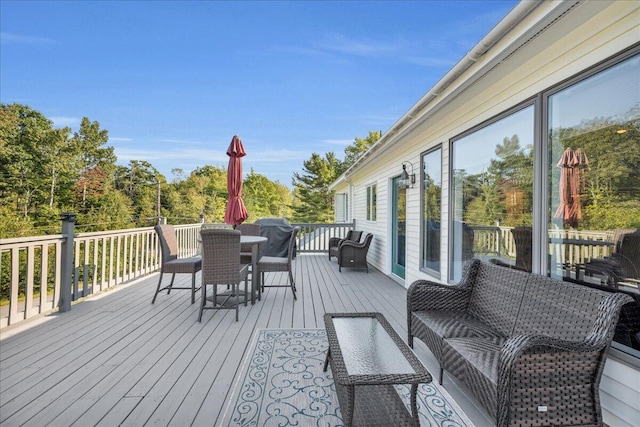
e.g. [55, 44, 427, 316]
[496, 291, 632, 426]
[328, 237, 344, 248]
[338, 239, 366, 249]
[496, 334, 606, 426]
[407, 280, 472, 312]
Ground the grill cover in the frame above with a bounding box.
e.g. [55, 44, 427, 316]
[255, 218, 294, 257]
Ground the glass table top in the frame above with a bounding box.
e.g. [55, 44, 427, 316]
[332, 317, 416, 376]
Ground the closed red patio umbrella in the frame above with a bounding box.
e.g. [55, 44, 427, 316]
[554, 147, 574, 224]
[554, 147, 588, 228]
[224, 135, 249, 226]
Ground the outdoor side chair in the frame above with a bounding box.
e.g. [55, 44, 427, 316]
[328, 230, 362, 260]
[492, 227, 532, 272]
[337, 233, 373, 272]
[258, 226, 299, 300]
[152, 224, 202, 304]
[199, 229, 249, 322]
[583, 230, 640, 288]
[236, 223, 261, 265]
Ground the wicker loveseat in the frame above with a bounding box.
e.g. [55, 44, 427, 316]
[407, 259, 632, 427]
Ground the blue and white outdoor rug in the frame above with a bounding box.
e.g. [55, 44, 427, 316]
[220, 328, 475, 427]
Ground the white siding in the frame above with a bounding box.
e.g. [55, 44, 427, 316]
[336, 1, 640, 421]
[600, 357, 640, 426]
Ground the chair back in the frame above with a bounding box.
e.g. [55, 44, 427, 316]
[236, 223, 261, 236]
[618, 232, 640, 278]
[155, 224, 179, 263]
[346, 229, 362, 243]
[287, 227, 300, 266]
[237, 223, 261, 253]
[200, 229, 242, 284]
[511, 226, 532, 272]
[362, 233, 374, 249]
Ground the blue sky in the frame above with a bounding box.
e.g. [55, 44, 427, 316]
[1, 0, 517, 185]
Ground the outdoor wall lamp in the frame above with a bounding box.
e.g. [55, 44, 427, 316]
[399, 161, 416, 189]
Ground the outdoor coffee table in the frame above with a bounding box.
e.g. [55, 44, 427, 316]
[323, 312, 432, 427]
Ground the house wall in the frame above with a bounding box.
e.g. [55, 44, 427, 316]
[333, 1, 640, 424]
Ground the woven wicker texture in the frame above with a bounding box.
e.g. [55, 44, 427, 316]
[152, 224, 202, 304]
[514, 275, 605, 340]
[467, 262, 529, 337]
[411, 311, 505, 365]
[198, 229, 248, 322]
[258, 226, 299, 300]
[406, 260, 478, 350]
[324, 312, 430, 427]
[236, 223, 261, 261]
[407, 260, 633, 427]
[442, 337, 504, 418]
[337, 233, 373, 272]
[328, 230, 362, 260]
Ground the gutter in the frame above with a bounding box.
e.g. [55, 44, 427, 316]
[330, 0, 544, 189]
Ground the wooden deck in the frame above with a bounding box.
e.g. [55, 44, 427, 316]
[0, 254, 492, 427]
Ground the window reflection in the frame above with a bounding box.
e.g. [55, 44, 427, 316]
[422, 148, 442, 273]
[547, 53, 639, 355]
[450, 106, 535, 281]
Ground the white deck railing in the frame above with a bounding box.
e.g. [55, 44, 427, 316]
[1, 217, 614, 330]
[0, 218, 356, 329]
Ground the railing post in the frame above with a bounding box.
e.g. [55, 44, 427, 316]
[60, 212, 76, 312]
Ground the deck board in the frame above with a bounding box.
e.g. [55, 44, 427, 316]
[0, 254, 492, 426]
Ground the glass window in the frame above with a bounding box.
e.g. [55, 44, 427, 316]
[547, 53, 639, 356]
[366, 184, 377, 221]
[422, 148, 442, 273]
[450, 105, 535, 282]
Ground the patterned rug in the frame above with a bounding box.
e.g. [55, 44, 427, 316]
[219, 328, 475, 427]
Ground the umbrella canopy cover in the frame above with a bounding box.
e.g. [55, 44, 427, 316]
[224, 135, 249, 226]
[554, 147, 588, 228]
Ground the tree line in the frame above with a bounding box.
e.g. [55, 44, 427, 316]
[0, 103, 379, 238]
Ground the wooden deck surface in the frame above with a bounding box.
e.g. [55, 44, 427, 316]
[0, 254, 491, 427]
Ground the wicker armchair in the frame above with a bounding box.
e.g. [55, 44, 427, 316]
[198, 229, 249, 322]
[337, 233, 373, 272]
[328, 230, 362, 260]
[152, 224, 202, 304]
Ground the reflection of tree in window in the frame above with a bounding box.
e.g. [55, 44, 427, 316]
[550, 104, 640, 230]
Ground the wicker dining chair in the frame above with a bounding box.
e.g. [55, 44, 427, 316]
[152, 224, 202, 304]
[258, 226, 299, 300]
[198, 229, 249, 322]
[236, 223, 261, 265]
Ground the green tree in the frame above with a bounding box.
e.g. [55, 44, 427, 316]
[68, 117, 116, 210]
[115, 160, 164, 225]
[292, 152, 342, 222]
[243, 169, 292, 220]
[343, 131, 380, 170]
